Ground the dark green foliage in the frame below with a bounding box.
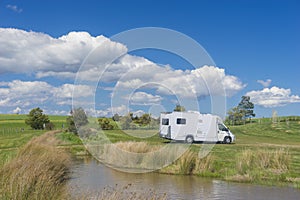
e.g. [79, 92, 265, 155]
[66, 116, 77, 134]
[226, 96, 255, 125]
[72, 107, 88, 127]
[98, 118, 114, 130]
[174, 104, 186, 112]
[45, 122, 55, 130]
[238, 96, 255, 120]
[135, 113, 151, 126]
[66, 108, 88, 134]
[25, 108, 50, 130]
[226, 106, 244, 125]
[112, 113, 120, 121]
[120, 114, 133, 130]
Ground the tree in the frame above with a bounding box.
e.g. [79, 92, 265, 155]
[66, 108, 88, 134]
[226, 96, 255, 125]
[119, 114, 133, 130]
[98, 118, 114, 130]
[238, 96, 255, 121]
[226, 106, 244, 125]
[66, 115, 77, 133]
[136, 113, 151, 126]
[112, 113, 120, 121]
[25, 107, 50, 130]
[174, 104, 186, 112]
[45, 122, 55, 130]
[72, 107, 88, 126]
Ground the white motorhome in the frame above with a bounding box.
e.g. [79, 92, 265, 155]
[159, 111, 235, 144]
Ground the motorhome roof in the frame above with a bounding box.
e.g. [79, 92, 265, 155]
[161, 111, 200, 114]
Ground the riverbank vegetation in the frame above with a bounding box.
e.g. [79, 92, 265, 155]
[0, 131, 71, 200]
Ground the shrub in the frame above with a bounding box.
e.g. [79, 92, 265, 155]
[45, 122, 55, 130]
[98, 118, 114, 130]
[25, 107, 50, 130]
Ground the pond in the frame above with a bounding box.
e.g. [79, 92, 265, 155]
[68, 156, 300, 199]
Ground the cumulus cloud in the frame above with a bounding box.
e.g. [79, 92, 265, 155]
[0, 28, 246, 114]
[0, 80, 93, 108]
[52, 84, 93, 99]
[116, 65, 245, 98]
[128, 92, 163, 105]
[257, 79, 272, 88]
[0, 28, 244, 98]
[6, 5, 23, 13]
[246, 86, 300, 107]
[110, 105, 128, 116]
[12, 107, 22, 114]
[0, 28, 127, 75]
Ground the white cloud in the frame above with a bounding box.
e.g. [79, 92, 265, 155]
[257, 79, 272, 88]
[0, 28, 127, 75]
[6, 5, 22, 13]
[0, 80, 53, 107]
[0, 98, 11, 106]
[246, 86, 300, 107]
[44, 109, 69, 116]
[128, 92, 163, 105]
[0, 28, 247, 114]
[117, 65, 245, 98]
[0, 28, 244, 99]
[12, 107, 22, 114]
[0, 80, 93, 109]
[132, 110, 145, 117]
[111, 104, 128, 116]
[52, 84, 93, 99]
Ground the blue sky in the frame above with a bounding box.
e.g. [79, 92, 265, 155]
[0, 0, 299, 118]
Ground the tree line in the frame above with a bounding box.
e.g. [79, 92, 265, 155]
[24, 96, 255, 134]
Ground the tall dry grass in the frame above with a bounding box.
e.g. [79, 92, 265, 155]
[236, 148, 290, 175]
[87, 141, 189, 172]
[228, 148, 292, 183]
[159, 149, 215, 175]
[0, 132, 71, 200]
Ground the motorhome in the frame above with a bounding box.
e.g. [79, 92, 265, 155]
[159, 111, 235, 144]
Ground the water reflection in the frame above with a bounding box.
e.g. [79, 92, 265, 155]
[68, 156, 300, 200]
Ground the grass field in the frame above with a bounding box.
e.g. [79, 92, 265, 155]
[0, 114, 67, 166]
[0, 114, 299, 189]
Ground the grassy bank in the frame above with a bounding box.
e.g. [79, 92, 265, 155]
[0, 131, 71, 200]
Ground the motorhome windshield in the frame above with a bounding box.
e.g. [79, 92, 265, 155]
[218, 123, 228, 131]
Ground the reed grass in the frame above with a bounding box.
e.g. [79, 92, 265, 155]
[236, 148, 290, 175]
[0, 133, 71, 200]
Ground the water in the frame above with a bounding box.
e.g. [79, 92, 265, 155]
[68, 156, 300, 200]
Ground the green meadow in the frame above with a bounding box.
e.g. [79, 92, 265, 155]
[0, 114, 66, 166]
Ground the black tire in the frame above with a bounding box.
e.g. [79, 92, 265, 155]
[185, 136, 194, 144]
[223, 136, 231, 144]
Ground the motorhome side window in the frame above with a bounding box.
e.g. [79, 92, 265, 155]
[162, 118, 169, 125]
[177, 118, 186, 125]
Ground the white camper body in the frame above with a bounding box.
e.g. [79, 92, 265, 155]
[159, 111, 235, 144]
